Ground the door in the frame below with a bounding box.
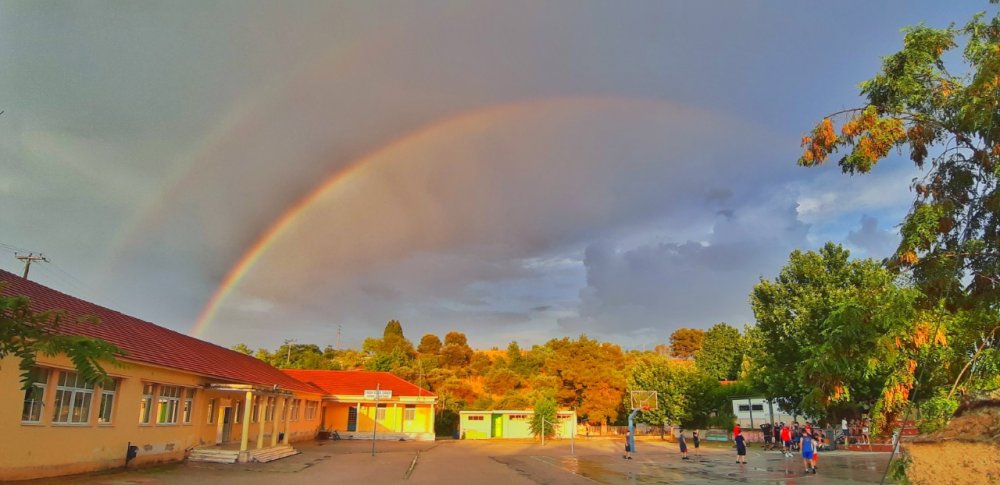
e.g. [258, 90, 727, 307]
[347, 406, 358, 432]
[492, 414, 503, 438]
[221, 407, 233, 442]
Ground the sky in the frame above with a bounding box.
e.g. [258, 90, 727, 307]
[0, 1, 989, 352]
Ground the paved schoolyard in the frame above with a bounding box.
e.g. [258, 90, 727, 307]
[25, 437, 895, 484]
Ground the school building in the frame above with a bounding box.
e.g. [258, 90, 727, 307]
[459, 410, 577, 439]
[285, 369, 436, 441]
[0, 270, 435, 480]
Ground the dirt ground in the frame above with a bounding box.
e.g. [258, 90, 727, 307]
[19, 437, 898, 484]
[904, 402, 1000, 485]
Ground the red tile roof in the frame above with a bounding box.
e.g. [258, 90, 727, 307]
[0, 270, 319, 394]
[283, 370, 435, 398]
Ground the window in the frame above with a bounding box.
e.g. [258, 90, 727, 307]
[235, 400, 242, 423]
[53, 371, 94, 424]
[140, 384, 154, 424]
[291, 399, 300, 421]
[738, 405, 751, 412]
[751, 404, 764, 411]
[252, 399, 259, 423]
[375, 403, 387, 420]
[266, 397, 275, 421]
[98, 379, 117, 424]
[208, 398, 216, 424]
[305, 401, 318, 420]
[182, 388, 195, 424]
[509, 414, 528, 421]
[157, 386, 181, 424]
[467, 415, 484, 421]
[404, 404, 416, 421]
[22, 368, 49, 423]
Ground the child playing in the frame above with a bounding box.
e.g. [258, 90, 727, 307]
[692, 430, 700, 456]
[679, 430, 689, 460]
[801, 430, 815, 474]
[735, 431, 747, 464]
[623, 430, 632, 459]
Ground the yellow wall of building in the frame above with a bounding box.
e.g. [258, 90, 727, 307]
[1, 355, 322, 481]
[320, 398, 434, 438]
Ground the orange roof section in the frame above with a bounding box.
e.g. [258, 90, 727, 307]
[0, 270, 319, 394]
[283, 369, 435, 398]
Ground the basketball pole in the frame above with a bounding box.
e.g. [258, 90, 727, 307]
[627, 409, 638, 454]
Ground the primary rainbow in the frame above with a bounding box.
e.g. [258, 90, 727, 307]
[190, 95, 673, 337]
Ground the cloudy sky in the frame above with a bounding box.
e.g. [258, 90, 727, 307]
[0, 1, 985, 351]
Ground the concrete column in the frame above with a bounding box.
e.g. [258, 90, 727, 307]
[256, 396, 266, 449]
[239, 391, 253, 452]
[270, 397, 282, 446]
[282, 397, 292, 445]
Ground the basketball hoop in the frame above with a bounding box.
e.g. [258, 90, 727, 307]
[629, 390, 658, 412]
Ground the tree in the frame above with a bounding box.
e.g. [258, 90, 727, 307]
[417, 334, 442, 354]
[626, 353, 698, 427]
[694, 323, 745, 380]
[529, 396, 558, 439]
[542, 336, 627, 424]
[231, 343, 253, 355]
[440, 331, 472, 368]
[749, 244, 933, 430]
[1, 286, 121, 391]
[669, 328, 704, 359]
[798, 7, 1000, 398]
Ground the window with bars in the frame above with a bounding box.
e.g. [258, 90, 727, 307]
[404, 404, 416, 421]
[467, 415, 484, 421]
[291, 399, 301, 421]
[508, 414, 528, 421]
[375, 403, 387, 420]
[21, 368, 49, 423]
[266, 397, 276, 421]
[98, 379, 117, 424]
[53, 371, 95, 424]
[182, 388, 195, 424]
[140, 384, 154, 424]
[157, 386, 181, 424]
[251, 399, 259, 423]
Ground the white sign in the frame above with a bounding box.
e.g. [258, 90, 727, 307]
[364, 389, 392, 399]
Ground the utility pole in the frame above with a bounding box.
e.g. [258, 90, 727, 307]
[337, 324, 342, 349]
[284, 339, 296, 366]
[15, 253, 48, 280]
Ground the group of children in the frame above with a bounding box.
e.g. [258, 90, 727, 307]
[625, 422, 822, 475]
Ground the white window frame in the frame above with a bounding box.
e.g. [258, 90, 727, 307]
[52, 370, 95, 425]
[404, 404, 416, 421]
[157, 385, 181, 425]
[182, 388, 195, 424]
[140, 383, 154, 424]
[251, 399, 259, 423]
[21, 368, 49, 424]
[98, 379, 117, 424]
[291, 399, 301, 421]
[305, 401, 318, 420]
[375, 403, 387, 420]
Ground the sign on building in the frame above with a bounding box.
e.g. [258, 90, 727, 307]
[364, 389, 392, 399]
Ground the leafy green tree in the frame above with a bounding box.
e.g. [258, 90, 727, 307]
[694, 323, 745, 380]
[626, 353, 698, 427]
[669, 328, 704, 359]
[750, 243, 935, 430]
[798, 6, 1000, 400]
[231, 343, 253, 355]
[1, 286, 121, 391]
[529, 396, 558, 438]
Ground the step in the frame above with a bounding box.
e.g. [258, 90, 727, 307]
[188, 449, 239, 463]
[249, 445, 299, 463]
